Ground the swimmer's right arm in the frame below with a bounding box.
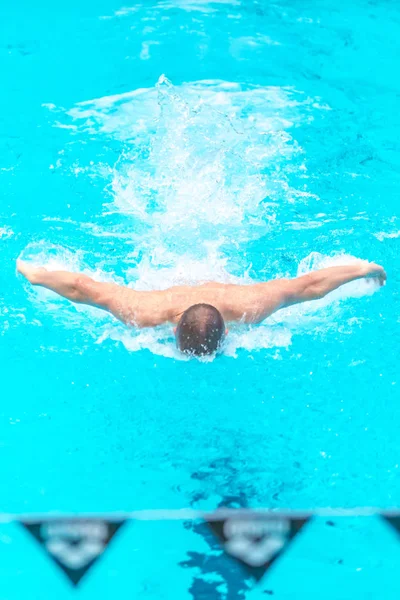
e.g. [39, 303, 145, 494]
[247, 262, 386, 323]
[282, 262, 386, 307]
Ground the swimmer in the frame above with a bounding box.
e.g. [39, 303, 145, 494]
[17, 259, 386, 357]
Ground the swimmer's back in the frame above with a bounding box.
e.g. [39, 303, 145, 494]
[107, 281, 283, 327]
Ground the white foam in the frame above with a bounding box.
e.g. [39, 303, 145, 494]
[139, 41, 160, 60]
[104, 0, 241, 19]
[231, 35, 281, 52]
[115, 6, 140, 16]
[374, 230, 400, 241]
[0, 226, 13, 240]
[71, 77, 315, 268]
[158, 0, 240, 12]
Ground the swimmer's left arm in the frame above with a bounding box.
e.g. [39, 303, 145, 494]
[17, 260, 172, 328]
[17, 260, 121, 311]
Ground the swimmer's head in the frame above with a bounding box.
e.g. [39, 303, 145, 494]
[175, 304, 225, 357]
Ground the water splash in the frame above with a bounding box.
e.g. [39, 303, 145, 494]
[103, 79, 285, 261]
[30, 77, 380, 358]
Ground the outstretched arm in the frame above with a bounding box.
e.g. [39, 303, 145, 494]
[247, 262, 386, 324]
[17, 260, 120, 311]
[282, 262, 386, 306]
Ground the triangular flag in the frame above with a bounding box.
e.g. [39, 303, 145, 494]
[208, 515, 309, 581]
[22, 519, 125, 586]
[382, 515, 400, 535]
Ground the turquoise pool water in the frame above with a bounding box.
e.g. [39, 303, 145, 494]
[1, 0, 400, 597]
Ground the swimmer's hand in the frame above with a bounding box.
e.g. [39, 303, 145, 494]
[362, 262, 386, 286]
[17, 259, 48, 284]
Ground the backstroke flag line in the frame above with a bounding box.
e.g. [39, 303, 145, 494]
[8, 509, 400, 588]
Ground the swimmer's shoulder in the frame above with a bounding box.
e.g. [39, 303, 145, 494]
[102, 285, 155, 327]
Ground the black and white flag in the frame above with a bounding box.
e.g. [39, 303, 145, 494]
[383, 515, 400, 536]
[22, 519, 124, 586]
[208, 515, 309, 581]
